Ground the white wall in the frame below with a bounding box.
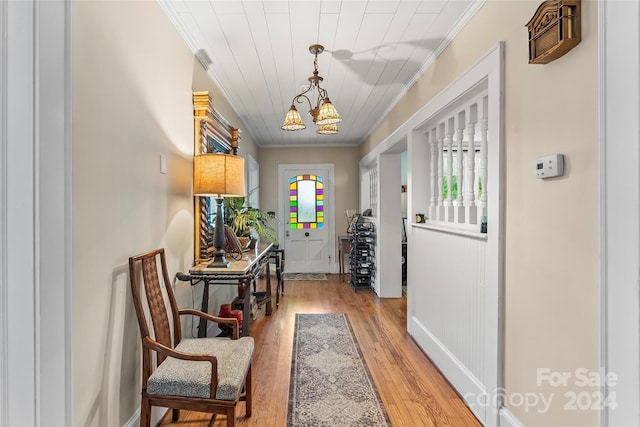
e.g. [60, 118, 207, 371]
[71, 2, 210, 425]
[71, 3, 263, 425]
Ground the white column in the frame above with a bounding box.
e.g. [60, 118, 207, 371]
[408, 129, 431, 224]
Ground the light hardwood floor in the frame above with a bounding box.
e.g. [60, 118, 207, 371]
[158, 274, 481, 427]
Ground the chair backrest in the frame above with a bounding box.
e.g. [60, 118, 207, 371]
[129, 248, 183, 368]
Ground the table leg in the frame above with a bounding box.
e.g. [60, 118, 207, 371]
[275, 254, 281, 307]
[241, 278, 250, 337]
[198, 280, 210, 338]
[279, 250, 285, 296]
[265, 262, 272, 316]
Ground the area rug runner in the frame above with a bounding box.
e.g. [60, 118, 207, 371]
[283, 273, 327, 281]
[287, 313, 392, 426]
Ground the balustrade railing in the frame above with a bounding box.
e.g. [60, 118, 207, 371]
[427, 94, 489, 230]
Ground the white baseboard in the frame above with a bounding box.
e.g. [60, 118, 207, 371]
[499, 406, 525, 427]
[408, 315, 489, 423]
[123, 408, 140, 427]
[124, 406, 170, 427]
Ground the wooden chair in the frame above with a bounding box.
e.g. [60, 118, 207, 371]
[129, 248, 253, 427]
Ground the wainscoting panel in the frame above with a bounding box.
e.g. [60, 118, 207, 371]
[409, 226, 488, 422]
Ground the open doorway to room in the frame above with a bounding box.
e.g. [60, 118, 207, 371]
[360, 144, 406, 298]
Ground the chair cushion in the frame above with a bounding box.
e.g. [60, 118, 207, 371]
[147, 336, 254, 401]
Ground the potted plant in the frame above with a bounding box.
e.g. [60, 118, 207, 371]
[224, 196, 279, 248]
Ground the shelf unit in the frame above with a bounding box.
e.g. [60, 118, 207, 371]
[349, 221, 376, 292]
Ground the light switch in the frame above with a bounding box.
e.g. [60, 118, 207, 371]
[160, 154, 167, 174]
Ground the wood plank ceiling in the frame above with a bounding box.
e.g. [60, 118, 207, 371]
[159, 0, 481, 147]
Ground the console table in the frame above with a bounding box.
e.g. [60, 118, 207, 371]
[177, 242, 273, 338]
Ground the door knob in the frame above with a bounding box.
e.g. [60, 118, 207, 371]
[305, 232, 310, 237]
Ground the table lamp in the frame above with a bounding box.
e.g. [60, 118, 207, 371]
[194, 153, 245, 267]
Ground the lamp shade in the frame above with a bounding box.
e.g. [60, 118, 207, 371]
[317, 123, 339, 135]
[194, 153, 245, 197]
[316, 98, 342, 125]
[281, 105, 306, 131]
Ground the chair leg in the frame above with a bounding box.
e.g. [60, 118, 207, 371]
[245, 364, 252, 417]
[226, 406, 236, 427]
[140, 399, 151, 427]
[172, 409, 180, 422]
[280, 259, 285, 295]
[275, 262, 282, 306]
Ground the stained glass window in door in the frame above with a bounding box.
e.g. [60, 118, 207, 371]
[289, 175, 324, 229]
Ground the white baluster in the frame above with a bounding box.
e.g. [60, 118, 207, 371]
[429, 130, 438, 220]
[465, 103, 478, 224]
[454, 111, 465, 223]
[445, 119, 454, 207]
[437, 123, 445, 221]
[444, 118, 455, 222]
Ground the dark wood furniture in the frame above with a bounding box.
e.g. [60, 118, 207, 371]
[129, 248, 253, 427]
[270, 248, 285, 306]
[178, 243, 274, 338]
[338, 235, 351, 277]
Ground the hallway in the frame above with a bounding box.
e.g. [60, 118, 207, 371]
[158, 275, 481, 426]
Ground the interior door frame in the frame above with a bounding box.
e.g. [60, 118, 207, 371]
[277, 163, 336, 273]
[1, 1, 72, 425]
[599, 1, 640, 425]
[247, 153, 259, 208]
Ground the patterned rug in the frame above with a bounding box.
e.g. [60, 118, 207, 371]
[283, 273, 327, 281]
[287, 313, 391, 426]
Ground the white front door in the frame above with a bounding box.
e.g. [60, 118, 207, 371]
[278, 164, 335, 273]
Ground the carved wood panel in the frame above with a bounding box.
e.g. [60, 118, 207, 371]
[193, 91, 241, 259]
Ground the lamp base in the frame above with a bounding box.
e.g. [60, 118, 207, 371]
[209, 197, 231, 268]
[207, 253, 231, 268]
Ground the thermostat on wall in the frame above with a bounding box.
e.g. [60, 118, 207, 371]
[535, 154, 564, 179]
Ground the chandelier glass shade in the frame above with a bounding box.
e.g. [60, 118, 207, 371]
[281, 44, 342, 133]
[282, 105, 306, 131]
[316, 123, 339, 135]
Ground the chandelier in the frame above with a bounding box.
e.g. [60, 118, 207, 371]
[281, 44, 342, 134]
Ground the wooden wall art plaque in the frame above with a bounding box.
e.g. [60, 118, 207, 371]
[526, 0, 581, 64]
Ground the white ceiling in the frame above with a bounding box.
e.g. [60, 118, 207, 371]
[159, 0, 481, 147]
